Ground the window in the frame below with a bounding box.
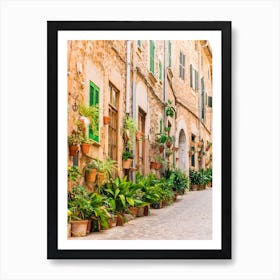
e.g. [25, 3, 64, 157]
[108, 83, 119, 161]
[201, 77, 205, 120]
[191, 154, 195, 167]
[159, 60, 162, 81]
[191, 134, 196, 142]
[179, 51, 185, 80]
[190, 64, 198, 90]
[136, 108, 146, 174]
[168, 40, 172, 67]
[149, 40, 155, 74]
[208, 96, 212, 108]
[89, 81, 100, 142]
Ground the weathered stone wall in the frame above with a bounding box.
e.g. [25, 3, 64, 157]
[67, 39, 213, 185]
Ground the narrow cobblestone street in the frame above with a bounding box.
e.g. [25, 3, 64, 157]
[73, 188, 212, 240]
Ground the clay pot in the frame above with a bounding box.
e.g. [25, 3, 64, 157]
[150, 161, 157, 169]
[143, 205, 149, 216]
[67, 223, 71, 238]
[103, 116, 110, 125]
[166, 141, 172, 148]
[154, 162, 161, 170]
[116, 215, 125, 226]
[97, 172, 107, 186]
[159, 146, 164, 153]
[123, 159, 132, 169]
[70, 220, 88, 237]
[136, 131, 143, 141]
[136, 206, 144, 217]
[85, 168, 97, 183]
[86, 219, 92, 234]
[69, 145, 79, 156]
[129, 207, 138, 216]
[191, 184, 199, 191]
[81, 143, 91, 154]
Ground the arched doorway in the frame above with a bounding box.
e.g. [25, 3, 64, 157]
[178, 129, 187, 171]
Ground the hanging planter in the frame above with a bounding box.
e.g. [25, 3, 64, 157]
[85, 168, 97, 183]
[103, 116, 110, 125]
[81, 143, 91, 154]
[123, 158, 133, 169]
[136, 131, 143, 141]
[69, 145, 79, 156]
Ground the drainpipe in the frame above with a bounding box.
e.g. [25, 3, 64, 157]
[163, 40, 168, 161]
[131, 41, 137, 182]
[126, 40, 131, 114]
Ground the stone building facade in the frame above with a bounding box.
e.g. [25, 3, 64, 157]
[67, 40, 212, 186]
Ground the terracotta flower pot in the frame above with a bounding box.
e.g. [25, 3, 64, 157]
[154, 162, 161, 170]
[116, 215, 125, 226]
[69, 145, 79, 156]
[70, 220, 88, 237]
[86, 219, 92, 234]
[159, 146, 164, 153]
[143, 205, 150, 216]
[150, 161, 157, 169]
[81, 143, 91, 154]
[97, 172, 107, 186]
[85, 168, 97, 183]
[166, 141, 172, 148]
[136, 131, 143, 141]
[129, 207, 138, 216]
[103, 116, 110, 125]
[136, 206, 144, 217]
[123, 158, 132, 169]
[67, 223, 71, 238]
[191, 184, 199, 191]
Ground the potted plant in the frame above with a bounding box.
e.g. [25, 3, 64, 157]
[156, 132, 168, 144]
[165, 99, 176, 118]
[122, 150, 133, 169]
[68, 130, 82, 156]
[122, 116, 137, 149]
[68, 186, 93, 237]
[80, 136, 94, 154]
[68, 166, 81, 192]
[78, 104, 99, 133]
[103, 115, 110, 125]
[165, 136, 173, 148]
[189, 170, 203, 191]
[85, 161, 98, 183]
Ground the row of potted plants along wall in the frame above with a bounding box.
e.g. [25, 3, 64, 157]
[67, 169, 190, 238]
[189, 168, 212, 191]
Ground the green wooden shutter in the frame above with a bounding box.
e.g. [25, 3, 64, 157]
[89, 81, 100, 142]
[149, 40, 155, 74]
[137, 40, 142, 47]
[160, 118, 163, 133]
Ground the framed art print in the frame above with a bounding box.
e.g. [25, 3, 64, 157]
[47, 21, 231, 259]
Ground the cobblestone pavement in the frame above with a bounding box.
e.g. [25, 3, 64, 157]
[72, 188, 212, 240]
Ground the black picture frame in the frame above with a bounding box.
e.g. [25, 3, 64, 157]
[47, 21, 231, 259]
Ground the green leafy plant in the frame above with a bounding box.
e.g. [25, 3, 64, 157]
[156, 133, 169, 144]
[68, 130, 83, 145]
[122, 116, 137, 150]
[68, 185, 93, 220]
[189, 170, 204, 186]
[87, 158, 117, 178]
[68, 166, 82, 182]
[122, 150, 134, 161]
[78, 104, 99, 133]
[165, 99, 176, 118]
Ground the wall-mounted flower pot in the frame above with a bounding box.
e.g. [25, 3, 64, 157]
[166, 141, 172, 148]
[81, 143, 91, 154]
[103, 116, 110, 125]
[136, 131, 143, 141]
[150, 161, 157, 169]
[70, 220, 88, 237]
[159, 146, 164, 153]
[85, 168, 97, 183]
[154, 162, 162, 170]
[123, 158, 132, 169]
[97, 172, 107, 186]
[69, 145, 79, 156]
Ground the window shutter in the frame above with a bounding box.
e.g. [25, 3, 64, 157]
[208, 96, 212, 107]
[159, 60, 162, 81]
[137, 40, 142, 47]
[160, 118, 163, 133]
[89, 81, 100, 142]
[168, 41, 172, 67]
[150, 40, 155, 74]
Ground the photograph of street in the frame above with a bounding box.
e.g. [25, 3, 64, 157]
[67, 40, 213, 240]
